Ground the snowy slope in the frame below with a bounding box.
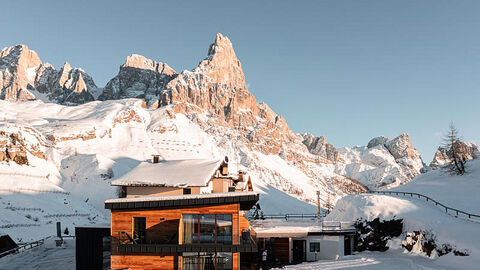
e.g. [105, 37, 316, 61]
[0, 99, 321, 241]
[0, 97, 431, 243]
[326, 159, 480, 269]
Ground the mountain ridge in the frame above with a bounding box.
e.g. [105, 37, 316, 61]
[0, 34, 429, 227]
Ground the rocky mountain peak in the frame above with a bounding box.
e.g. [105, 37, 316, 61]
[301, 133, 340, 162]
[122, 54, 177, 76]
[0, 44, 42, 71]
[0, 44, 98, 104]
[73, 73, 87, 93]
[430, 140, 479, 170]
[194, 33, 245, 88]
[367, 136, 390, 148]
[384, 133, 419, 160]
[61, 61, 72, 72]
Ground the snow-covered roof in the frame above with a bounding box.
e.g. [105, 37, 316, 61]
[111, 159, 224, 187]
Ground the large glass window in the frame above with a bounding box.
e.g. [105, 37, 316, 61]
[199, 214, 215, 243]
[183, 214, 199, 244]
[216, 215, 232, 244]
[182, 214, 232, 244]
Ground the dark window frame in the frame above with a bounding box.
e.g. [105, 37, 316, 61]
[310, 242, 320, 252]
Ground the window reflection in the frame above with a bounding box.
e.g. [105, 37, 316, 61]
[199, 214, 215, 243]
[182, 214, 233, 244]
[183, 214, 198, 244]
[216, 215, 232, 244]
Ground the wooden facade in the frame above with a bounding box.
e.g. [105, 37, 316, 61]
[108, 195, 259, 270]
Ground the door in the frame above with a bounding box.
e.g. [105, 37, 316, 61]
[292, 240, 306, 263]
[344, 235, 351, 255]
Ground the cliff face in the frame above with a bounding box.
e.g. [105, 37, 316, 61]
[98, 54, 177, 107]
[430, 141, 479, 170]
[0, 45, 98, 105]
[301, 133, 339, 162]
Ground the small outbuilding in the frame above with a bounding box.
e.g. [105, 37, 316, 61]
[251, 219, 356, 265]
[0, 234, 18, 257]
[75, 225, 111, 270]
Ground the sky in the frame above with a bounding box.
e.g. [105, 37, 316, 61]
[2, 0, 480, 160]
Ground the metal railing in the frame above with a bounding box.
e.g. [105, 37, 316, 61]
[373, 191, 480, 222]
[0, 236, 52, 259]
[321, 221, 356, 231]
[255, 213, 322, 220]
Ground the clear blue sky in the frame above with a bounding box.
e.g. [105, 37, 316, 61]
[2, 0, 480, 161]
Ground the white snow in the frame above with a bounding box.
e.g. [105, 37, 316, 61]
[111, 159, 223, 187]
[325, 159, 480, 269]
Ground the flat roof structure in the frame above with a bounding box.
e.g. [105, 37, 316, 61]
[251, 219, 356, 238]
[105, 191, 259, 211]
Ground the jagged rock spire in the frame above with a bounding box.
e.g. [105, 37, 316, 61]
[0, 44, 97, 104]
[194, 33, 245, 88]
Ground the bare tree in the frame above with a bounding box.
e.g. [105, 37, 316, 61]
[442, 123, 467, 175]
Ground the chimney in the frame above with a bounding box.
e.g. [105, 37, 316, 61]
[152, 155, 161, 164]
[238, 171, 244, 181]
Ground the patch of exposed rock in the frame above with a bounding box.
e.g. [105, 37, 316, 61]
[430, 141, 479, 170]
[0, 45, 98, 104]
[301, 133, 339, 162]
[0, 125, 47, 165]
[98, 54, 178, 107]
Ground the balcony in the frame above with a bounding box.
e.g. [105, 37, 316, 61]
[116, 230, 257, 253]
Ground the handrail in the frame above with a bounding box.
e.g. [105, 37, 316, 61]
[0, 236, 53, 259]
[373, 191, 480, 222]
[251, 213, 322, 220]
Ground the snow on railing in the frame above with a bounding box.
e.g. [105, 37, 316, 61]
[0, 224, 41, 229]
[321, 221, 356, 231]
[259, 213, 320, 220]
[373, 191, 480, 223]
[0, 236, 52, 259]
[0, 188, 69, 195]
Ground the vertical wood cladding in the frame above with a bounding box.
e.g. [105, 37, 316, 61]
[110, 203, 242, 269]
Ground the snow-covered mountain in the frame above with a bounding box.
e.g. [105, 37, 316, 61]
[0, 45, 100, 105]
[0, 34, 428, 241]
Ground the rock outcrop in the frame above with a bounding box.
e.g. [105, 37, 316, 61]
[154, 33, 294, 155]
[338, 133, 425, 189]
[430, 141, 479, 170]
[0, 45, 98, 105]
[0, 125, 47, 165]
[98, 54, 177, 107]
[302, 133, 339, 162]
